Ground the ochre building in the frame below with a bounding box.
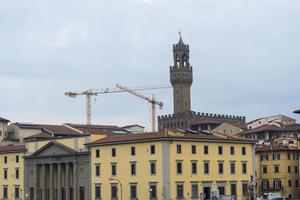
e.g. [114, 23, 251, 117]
[87, 129, 256, 200]
[0, 144, 26, 200]
[256, 142, 300, 198]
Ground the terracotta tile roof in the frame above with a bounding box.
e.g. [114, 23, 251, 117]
[0, 144, 26, 153]
[256, 144, 299, 152]
[24, 131, 53, 141]
[87, 130, 256, 146]
[240, 124, 300, 135]
[0, 117, 10, 122]
[65, 123, 131, 135]
[13, 123, 83, 136]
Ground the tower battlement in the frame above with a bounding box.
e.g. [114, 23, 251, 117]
[158, 111, 246, 122]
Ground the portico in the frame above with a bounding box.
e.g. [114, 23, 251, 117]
[24, 141, 90, 200]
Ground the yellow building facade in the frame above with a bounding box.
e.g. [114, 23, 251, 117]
[88, 130, 256, 200]
[0, 144, 26, 200]
[256, 144, 300, 198]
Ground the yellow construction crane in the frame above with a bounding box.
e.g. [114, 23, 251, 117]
[115, 84, 163, 132]
[65, 84, 170, 125]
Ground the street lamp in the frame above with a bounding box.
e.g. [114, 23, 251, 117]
[294, 109, 300, 114]
[109, 178, 122, 200]
[149, 187, 152, 200]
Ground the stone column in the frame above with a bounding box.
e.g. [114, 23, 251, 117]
[73, 162, 77, 200]
[58, 163, 62, 200]
[66, 163, 70, 200]
[50, 164, 53, 200]
[35, 164, 39, 200]
[42, 164, 46, 200]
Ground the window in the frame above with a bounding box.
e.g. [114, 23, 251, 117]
[242, 162, 247, 174]
[15, 168, 19, 179]
[4, 168, 7, 179]
[191, 145, 196, 154]
[191, 162, 197, 174]
[95, 165, 100, 176]
[130, 184, 137, 199]
[176, 183, 184, 199]
[295, 166, 298, 173]
[218, 146, 223, 155]
[288, 153, 291, 160]
[288, 180, 292, 187]
[274, 165, 279, 173]
[242, 147, 246, 155]
[273, 180, 281, 189]
[260, 154, 269, 161]
[262, 180, 269, 189]
[273, 153, 280, 160]
[204, 162, 209, 174]
[3, 186, 8, 198]
[150, 162, 156, 175]
[230, 162, 235, 174]
[242, 183, 248, 196]
[16, 156, 19, 163]
[96, 149, 100, 158]
[218, 187, 225, 196]
[177, 144, 182, 154]
[131, 146, 136, 156]
[231, 183, 237, 196]
[150, 145, 155, 154]
[176, 161, 183, 174]
[112, 148, 116, 157]
[4, 156, 7, 164]
[149, 184, 157, 199]
[288, 166, 291, 173]
[15, 186, 20, 199]
[204, 146, 208, 154]
[131, 163, 136, 176]
[218, 162, 224, 174]
[191, 183, 198, 198]
[95, 185, 101, 199]
[111, 163, 117, 176]
[230, 146, 235, 155]
[296, 180, 299, 187]
[111, 184, 118, 199]
[262, 166, 267, 173]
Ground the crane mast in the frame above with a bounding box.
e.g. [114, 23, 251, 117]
[65, 84, 170, 125]
[115, 84, 163, 132]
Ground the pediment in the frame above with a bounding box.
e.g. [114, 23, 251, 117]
[31, 141, 77, 157]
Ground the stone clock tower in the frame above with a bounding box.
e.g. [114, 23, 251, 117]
[170, 35, 193, 113]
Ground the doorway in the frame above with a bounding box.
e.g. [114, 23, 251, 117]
[79, 187, 85, 200]
[203, 187, 211, 200]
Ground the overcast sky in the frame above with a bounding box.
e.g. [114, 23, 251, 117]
[0, 0, 299, 130]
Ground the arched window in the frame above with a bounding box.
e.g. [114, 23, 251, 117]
[176, 54, 180, 67]
[182, 54, 187, 67]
